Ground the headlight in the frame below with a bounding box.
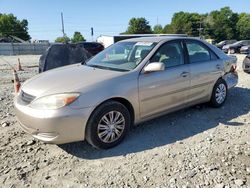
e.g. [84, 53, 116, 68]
[29, 93, 80, 110]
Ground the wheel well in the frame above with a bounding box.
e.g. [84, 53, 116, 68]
[89, 97, 135, 125]
[109, 97, 135, 125]
[218, 77, 228, 88]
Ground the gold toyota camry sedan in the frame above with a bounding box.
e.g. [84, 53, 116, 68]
[15, 37, 238, 149]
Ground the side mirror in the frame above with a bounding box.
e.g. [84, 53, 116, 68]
[143, 62, 165, 73]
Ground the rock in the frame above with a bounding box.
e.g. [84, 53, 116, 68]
[45, 175, 51, 180]
[246, 167, 250, 174]
[207, 137, 213, 142]
[1, 121, 10, 127]
[26, 140, 36, 146]
[187, 170, 197, 178]
[244, 151, 250, 156]
[143, 176, 149, 183]
[18, 172, 27, 180]
[234, 179, 245, 186]
[169, 178, 176, 184]
[215, 183, 224, 188]
[218, 138, 225, 142]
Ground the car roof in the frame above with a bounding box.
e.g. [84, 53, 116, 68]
[121, 36, 200, 43]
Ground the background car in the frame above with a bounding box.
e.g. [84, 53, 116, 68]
[222, 40, 250, 54]
[15, 37, 238, 149]
[39, 43, 92, 73]
[240, 45, 250, 54]
[216, 40, 237, 49]
[243, 55, 250, 73]
[76, 42, 104, 55]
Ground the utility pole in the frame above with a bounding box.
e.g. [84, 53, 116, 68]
[91, 27, 94, 41]
[198, 20, 203, 39]
[61, 12, 65, 37]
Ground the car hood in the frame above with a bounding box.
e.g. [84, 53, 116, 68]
[223, 44, 232, 49]
[21, 64, 125, 97]
[241, 45, 250, 49]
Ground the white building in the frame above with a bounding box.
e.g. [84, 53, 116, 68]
[97, 34, 188, 48]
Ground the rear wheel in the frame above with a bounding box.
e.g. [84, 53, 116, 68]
[210, 79, 227, 108]
[86, 101, 130, 149]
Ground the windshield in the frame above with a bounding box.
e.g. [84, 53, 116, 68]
[218, 41, 225, 45]
[233, 41, 243, 45]
[86, 41, 156, 71]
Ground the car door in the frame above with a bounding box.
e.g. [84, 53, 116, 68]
[185, 39, 223, 104]
[138, 40, 190, 119]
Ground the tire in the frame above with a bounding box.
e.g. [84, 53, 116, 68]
[230, 48, 235, 54]
[85, 101, 131, 149]
[210, 79, 228, 108]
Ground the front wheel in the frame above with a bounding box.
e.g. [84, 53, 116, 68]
[210, 79, 228, 108]
[85, 101, 131, 149]
[230, 48, 235, 54]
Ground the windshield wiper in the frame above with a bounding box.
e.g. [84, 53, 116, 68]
[86, 64, 109, 69]
[86, 64, 129, 72]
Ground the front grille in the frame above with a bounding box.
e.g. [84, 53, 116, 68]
[20, 90, 36, 104]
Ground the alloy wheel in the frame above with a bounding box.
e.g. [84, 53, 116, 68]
[97, 111, 125, 143]
[215, 83, 227, 104]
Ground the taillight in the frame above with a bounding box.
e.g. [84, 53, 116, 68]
[230, 64, 237, 72]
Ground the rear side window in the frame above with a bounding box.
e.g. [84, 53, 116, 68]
[186, 41, 218, 63]
[84, 43, 98, 48]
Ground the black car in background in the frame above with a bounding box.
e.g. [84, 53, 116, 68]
[240, 45, 250, 54]
[243, 55, 250, 73]
[76, 42, 104, 55]
[222, 40, 250, 54]
[216, 40, 237, 49]
[39, 43, 92, 73]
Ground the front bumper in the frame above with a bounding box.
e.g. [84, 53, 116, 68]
[222, 48, 229, 53]
[14, 98, 93, 144]
[240, 49, 249, 54]
[243, 62, 250, 73]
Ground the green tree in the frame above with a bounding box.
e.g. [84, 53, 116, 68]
[0, 13, 30, 41]
[163, 24, 173, 34]
[166, 12, 202, 37]
[55, 35, 70, 43]
[71, 31, 85, 43]
[205, 7, 239, 42]
[124, 17, 152, 34]
[237, 13, 250, 40]
[153, 24, 163, 34]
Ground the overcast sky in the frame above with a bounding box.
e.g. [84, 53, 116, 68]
[0, 0, 249, 41]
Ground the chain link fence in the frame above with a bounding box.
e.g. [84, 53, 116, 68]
[0, 43, 50, 55]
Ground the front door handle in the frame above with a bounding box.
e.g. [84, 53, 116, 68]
[180, 72, 189, 77]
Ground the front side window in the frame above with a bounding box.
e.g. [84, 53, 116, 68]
[86, 42, 156, 71]
[150, 42, 184, 68]
[186, 41, 214, 63]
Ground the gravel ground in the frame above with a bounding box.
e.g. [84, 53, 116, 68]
[0, 55, 249, 188]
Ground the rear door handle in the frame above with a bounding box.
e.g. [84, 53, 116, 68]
[180, 72, 189, 77]
[216, 64, 222, 70]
